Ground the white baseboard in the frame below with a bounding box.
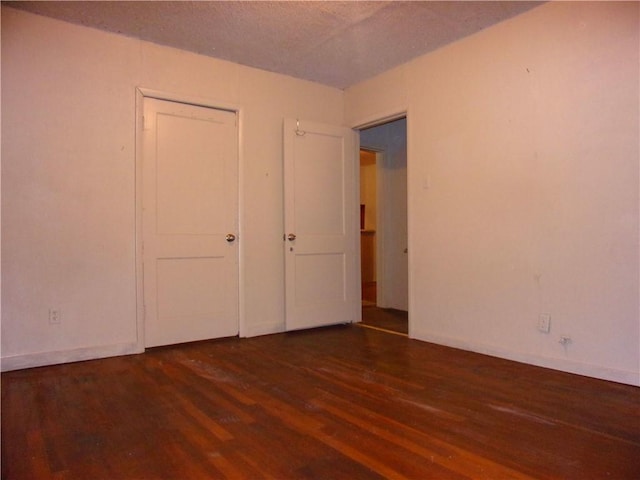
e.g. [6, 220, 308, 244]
[411, 329, 640, 387]
[6, 330, 636, 387]
[1, 342, 143, 372]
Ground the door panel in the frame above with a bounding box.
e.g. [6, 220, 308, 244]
[294, 134, 345, 234]
[143, 98, 238, 347]
[284, 118, 358, 331]
[295, 253, 346, 304]
[155, 113, 226, 235]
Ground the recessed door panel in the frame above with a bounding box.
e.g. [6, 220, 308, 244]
[156, 257, 225, 319]
[295, 253, 346, 306]
[156, 114, 227, 235]
[294, 134, 345, 235]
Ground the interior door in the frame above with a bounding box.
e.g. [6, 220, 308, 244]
[142, 97, 238, 347]
[283, 118, 359, 331]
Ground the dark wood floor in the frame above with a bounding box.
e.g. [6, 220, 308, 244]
[3, 325, 639, 479]
[361, 307, 408, 335]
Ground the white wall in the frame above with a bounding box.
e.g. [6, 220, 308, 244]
[1, 7, 344, 369]
[347, 2, 640, 385]
[361, 120, 409, 311]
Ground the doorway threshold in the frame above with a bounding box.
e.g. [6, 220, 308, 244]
[357, 323, 408, 337]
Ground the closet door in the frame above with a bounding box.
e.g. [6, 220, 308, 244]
[142, 98, 239, 347]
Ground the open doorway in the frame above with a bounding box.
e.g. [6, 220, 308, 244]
[359, 117, 408, 335]
[359, 148, 378, 307]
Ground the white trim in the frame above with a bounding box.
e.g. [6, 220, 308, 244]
[405, 111, 413, 338]
[236, 107, 247, 337]
[351, 108, 407, 131]
[413, 329, 640, 387]
[353, 129, 363, 323]
[134, 88, 146, 352]
[134, 87, 246, 346]
[136, 87, 238, 113]
[1, 342, 140, 372]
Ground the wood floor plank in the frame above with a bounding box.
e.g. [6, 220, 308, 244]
[3, 324, 639, 479]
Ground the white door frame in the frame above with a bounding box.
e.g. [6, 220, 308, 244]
[134, 87, 245, 352]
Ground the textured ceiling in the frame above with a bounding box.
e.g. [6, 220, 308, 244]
[3, 1, 543, 89]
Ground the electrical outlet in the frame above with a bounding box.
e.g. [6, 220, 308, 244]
[49, 309, 61, 325]
[537, 314, 551, 333]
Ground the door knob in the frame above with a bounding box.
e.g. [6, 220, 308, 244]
[225, 234, 236, 242]
[287, 233, 296, 241]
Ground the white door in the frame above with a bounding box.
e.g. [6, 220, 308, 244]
[283, 118, 359, 331]
[142, 98, 238, 347]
